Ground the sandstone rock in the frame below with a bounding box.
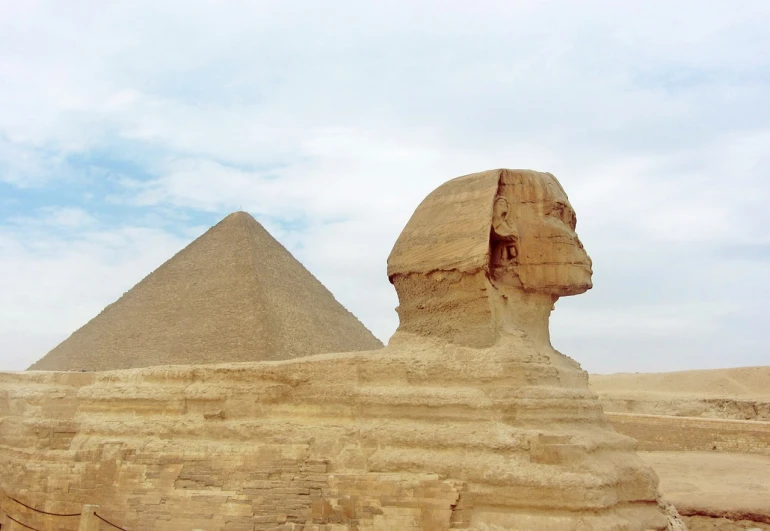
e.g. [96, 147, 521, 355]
[1, 169, 685, 530]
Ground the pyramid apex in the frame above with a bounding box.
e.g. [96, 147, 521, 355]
[215, 210, 264, 232]
[221, 210, 258, 223]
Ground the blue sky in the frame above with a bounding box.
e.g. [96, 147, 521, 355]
[1, 1, 769, 372]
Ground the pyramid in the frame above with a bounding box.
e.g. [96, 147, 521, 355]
[29, 212, 383, 371]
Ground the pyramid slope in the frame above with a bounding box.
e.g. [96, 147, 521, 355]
[29, 212, 383, 371]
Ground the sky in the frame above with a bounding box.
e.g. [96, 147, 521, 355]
[1, 1, 768, 374]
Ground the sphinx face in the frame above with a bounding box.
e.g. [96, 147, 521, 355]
[490, 172, 592, 296]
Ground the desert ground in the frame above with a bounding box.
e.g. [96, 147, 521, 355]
[591, 366, 770, 530]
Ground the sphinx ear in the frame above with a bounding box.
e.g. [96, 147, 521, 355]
[491, 196, 518, 241]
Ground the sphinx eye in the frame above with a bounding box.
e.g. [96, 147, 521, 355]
[550, 202, 576, 229]
[549, 203, 565, 219]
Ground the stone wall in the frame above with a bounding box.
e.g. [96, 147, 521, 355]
[2, 441, 463, 531]
[605, 412, 770, 455]
[0, 339, 673, 531]
[0, 364, 468, 531]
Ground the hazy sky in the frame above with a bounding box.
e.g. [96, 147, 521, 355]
[1, 1, 768, 373]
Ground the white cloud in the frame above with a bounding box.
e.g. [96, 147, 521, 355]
[0, 216, 193, 369]
[0, 0, 769, 372]
[9, 207, 97, 228]
[553, 301, 740, 340]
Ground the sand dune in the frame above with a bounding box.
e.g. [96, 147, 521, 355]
[591, 366, 770, 398]
[590, 366, 770, 421]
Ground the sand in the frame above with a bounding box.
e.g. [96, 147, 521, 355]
[592, 368, 770, 529]
[592, 367, 770, 398]
[641, 451, 770, 530]
[590, 367, 770, 421]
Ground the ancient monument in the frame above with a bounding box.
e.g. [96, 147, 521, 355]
[388, 168, 593, 347]
[29, 211, 383, 371]
[0, 169, 684, 530]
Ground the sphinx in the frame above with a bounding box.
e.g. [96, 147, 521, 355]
[388, 168, 592, 348]
[0, 169, 683, 531]
[381, 168, 681, 529]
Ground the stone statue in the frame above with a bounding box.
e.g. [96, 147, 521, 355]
[0, 169, 686, 531]
[385, 169, 682, 529]
[388, 169, 592, 349]
[488, 170, 592, 295]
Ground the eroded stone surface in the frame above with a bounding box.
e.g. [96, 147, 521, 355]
[1, 169, 684, 530]
[388, 169, 592, 349]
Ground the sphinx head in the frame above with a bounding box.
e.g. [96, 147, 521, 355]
[387, 169, 592, 346]
[490, 171, 592, 296]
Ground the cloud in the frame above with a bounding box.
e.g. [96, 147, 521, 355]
[0, 212, 194, 370]
[9, 206, 96, 228]
[0, 0, 769, 372]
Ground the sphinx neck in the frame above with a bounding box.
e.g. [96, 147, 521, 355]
[490, 283, 556, 349]
[389, 272, 559, 350]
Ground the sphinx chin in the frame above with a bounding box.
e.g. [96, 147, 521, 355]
[551, 264, 594, 296]
[555, 282, 593, 297]
[559, 276, 594, 297]
[520, 272, 594, 298]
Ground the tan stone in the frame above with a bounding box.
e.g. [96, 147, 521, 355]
[78, 504, 100, 531]
[387, 169, 591, 348]
[0, 169, 684, 530]
[29, 211, 383, 371]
